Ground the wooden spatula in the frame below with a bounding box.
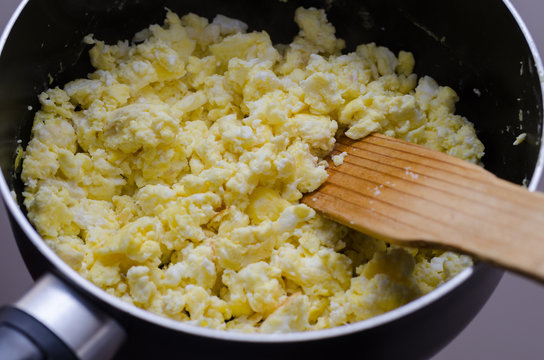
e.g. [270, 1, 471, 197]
[301, 133, 544, 283]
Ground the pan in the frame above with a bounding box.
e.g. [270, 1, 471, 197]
[0, 0, 542, 359]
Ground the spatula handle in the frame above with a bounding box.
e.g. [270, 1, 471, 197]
[424, 174, 544, 283]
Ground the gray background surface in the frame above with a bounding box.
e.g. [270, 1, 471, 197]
[0, 0, 543, 359]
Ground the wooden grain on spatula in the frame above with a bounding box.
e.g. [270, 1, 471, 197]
[301, 133, 544, 283]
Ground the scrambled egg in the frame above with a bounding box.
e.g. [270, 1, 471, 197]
[21, 8, 481, 333]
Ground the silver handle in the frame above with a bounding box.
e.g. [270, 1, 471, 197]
[0, 274, 126, 360]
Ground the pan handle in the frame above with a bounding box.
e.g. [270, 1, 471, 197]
[0, 274, 126, 360]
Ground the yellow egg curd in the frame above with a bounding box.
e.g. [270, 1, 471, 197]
[21, 7, 482, 333]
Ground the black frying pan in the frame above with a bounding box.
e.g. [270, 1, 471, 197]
[0, 1, 542, 359]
